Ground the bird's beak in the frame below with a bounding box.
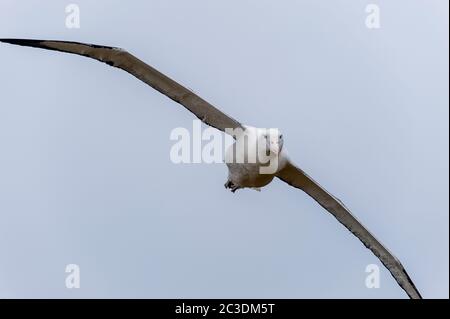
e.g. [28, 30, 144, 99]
[270, 143, 280, 155]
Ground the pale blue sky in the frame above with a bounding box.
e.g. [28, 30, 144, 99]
[0, 0, 448, 298]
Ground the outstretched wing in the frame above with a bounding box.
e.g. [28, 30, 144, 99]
[0, 38, 243, 134]
[276, 160, 422, 299]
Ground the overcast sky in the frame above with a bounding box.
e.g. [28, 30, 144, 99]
[0, 0, 448, 298]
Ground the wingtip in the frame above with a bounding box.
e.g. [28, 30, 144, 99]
[0, 38, 123, 52]
[0, 38, 45, 47]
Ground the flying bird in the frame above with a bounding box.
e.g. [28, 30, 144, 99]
[0, 38, 422, 299]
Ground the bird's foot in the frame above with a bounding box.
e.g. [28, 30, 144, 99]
[224, 180, 240, 193]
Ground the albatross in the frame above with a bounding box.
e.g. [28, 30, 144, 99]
[0, 38, 422, 299]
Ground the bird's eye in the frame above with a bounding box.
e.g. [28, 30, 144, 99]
[279, 134, 283, 139]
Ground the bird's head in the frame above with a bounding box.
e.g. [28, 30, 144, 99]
[261, 128, 284, 156]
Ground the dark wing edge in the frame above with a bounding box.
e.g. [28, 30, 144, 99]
[276, 160, 422, 299]
[0, 38, 243, 134]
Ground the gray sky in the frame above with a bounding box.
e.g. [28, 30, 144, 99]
[0, 0, 448, 298]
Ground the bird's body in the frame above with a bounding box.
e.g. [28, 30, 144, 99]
[0, 38, 422, 299]
[226, 161, 275, 189]
[224, 125, 286, 192]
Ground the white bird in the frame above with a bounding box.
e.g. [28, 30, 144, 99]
[0, 39, 422, 299]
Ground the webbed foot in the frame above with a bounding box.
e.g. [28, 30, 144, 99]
[224, 180, 240, 193]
